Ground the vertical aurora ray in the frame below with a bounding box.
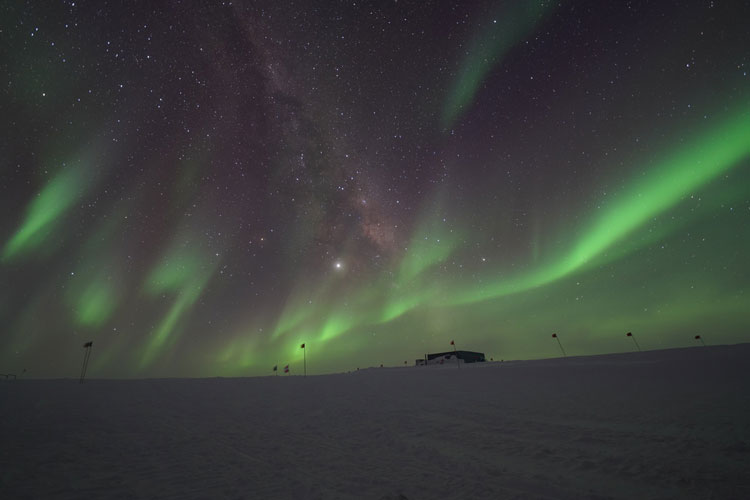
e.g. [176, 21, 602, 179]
[139, 242, 217, 369]
[142, 284, 204, 363]
[378, 201, 463, 322]
[396, 222, 460, 284]
[442, 0, 558, 128]
[2, 164, 91, 261]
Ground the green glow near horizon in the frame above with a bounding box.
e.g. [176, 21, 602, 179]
[264, 208, 463, 362]
[271, 278, 338, 340]
[442, 1, 557, 128]
[2, 164, 89, 261]
[244, 107, 750, 374]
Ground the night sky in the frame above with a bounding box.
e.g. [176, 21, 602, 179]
[2, 0, 749, 378]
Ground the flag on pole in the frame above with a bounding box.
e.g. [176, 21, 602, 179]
[450, 340, 455, 345]
[284, 365, 290, 373]
[695, 335, 701, 339]
[83, 341, 93, 348]
[272, 365, 277, 372]
[552, 333, 566, 356]
[300, 343, 305, 348]
[626, 331, 641, 351]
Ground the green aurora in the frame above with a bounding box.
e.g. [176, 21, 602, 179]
[442, 1, 559, 128]
[2, 1, 748, 377]
[235, 106, 750, 372]
[5, 107, 750, 377]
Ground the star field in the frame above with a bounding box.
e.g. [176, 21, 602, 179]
[2, 0, 749, 377]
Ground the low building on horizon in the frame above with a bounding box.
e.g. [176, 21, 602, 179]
[418, 350, 486, 365]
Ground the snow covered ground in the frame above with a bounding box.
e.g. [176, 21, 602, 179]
[2, 345, 750, 499]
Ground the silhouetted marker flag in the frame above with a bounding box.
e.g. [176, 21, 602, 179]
[695, 335, 706, 347]
[301, 343, 307, 377]
[284, 364, 290, 374]
[450, 340, 460, 369]
[79, 341, 93, 384]
[552, 333, 566, 357]
[273, 365, 278, 376]
[626, 332, 641, 352]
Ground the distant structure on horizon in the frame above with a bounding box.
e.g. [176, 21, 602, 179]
[416, 350, 486, 366]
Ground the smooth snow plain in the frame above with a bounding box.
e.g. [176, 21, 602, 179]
[2, 344, 750, 499]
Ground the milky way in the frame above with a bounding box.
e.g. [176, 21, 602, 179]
[2, 0, 749, 377]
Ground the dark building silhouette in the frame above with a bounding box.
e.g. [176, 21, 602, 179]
[421, 350, 486, 365]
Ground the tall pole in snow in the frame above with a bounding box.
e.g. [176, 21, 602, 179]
[450, 340, 460, 368]
[626, 332, 641, 352]
[301, 343, 306, 377]
[695, 335, 706, 347]
[79, 341, 93, 384]
[552, 333, 566, 357]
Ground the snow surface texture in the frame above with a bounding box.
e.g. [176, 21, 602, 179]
[2, 345, 750, 499]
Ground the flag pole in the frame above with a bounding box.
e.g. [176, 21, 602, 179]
[450, 340, 460, 369]
[79, 351, 87, 384]
[79, 341, 93, 384]
[552, 333, 566, 357]
[695, 335, 706, 347]
[83, 343, 92, 382]
[301, 343, 307, 377]
[626, 332, 641, 352]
